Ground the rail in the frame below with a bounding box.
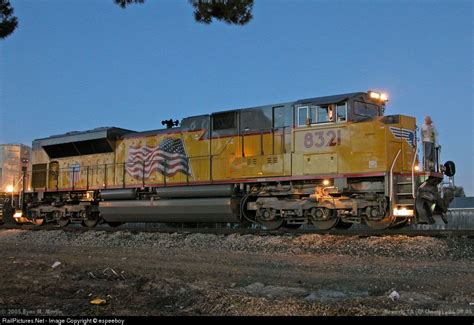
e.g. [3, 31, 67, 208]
[1, 223, 473, 238]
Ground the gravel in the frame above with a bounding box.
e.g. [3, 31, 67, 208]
[0, 229, 472, 260]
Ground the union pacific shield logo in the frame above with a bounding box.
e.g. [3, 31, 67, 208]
[389, 127, 415, 147]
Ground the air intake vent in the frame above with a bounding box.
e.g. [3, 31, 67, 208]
[266, 157, 278, 164]
[247, 158, 257, 165]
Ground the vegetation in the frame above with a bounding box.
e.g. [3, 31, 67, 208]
[0, 0, 253, 40]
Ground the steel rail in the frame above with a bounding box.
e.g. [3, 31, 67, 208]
[1, 223, 473, 238]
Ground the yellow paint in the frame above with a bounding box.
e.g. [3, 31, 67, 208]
[30, 115, 417, 190]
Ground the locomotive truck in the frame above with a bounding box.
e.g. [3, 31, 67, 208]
[15, 91, 455, 230]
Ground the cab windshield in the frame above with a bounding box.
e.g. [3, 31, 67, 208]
[353, 101, 379, 120]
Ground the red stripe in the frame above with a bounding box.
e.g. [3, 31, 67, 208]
[39, 171, 440, 193]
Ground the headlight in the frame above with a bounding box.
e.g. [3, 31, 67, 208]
[369, 91, 381, 100]
[13, 211, 23, 219]
[368, 91, 389, 102]
[393, 207, 414, 217]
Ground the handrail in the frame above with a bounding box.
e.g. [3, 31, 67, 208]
[411, 142, 418, 199]
[389, 149, 402, 205]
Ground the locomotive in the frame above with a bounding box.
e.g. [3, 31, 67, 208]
[15, 91, 455, 230]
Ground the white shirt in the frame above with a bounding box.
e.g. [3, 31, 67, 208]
[421, 124, 437, 144]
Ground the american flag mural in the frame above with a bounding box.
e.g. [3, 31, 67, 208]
[126, 137, 191, 179]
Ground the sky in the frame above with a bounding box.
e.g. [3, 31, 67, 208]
[0, 0, 473, 194]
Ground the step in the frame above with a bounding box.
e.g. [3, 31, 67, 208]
[396, 192, 413, 196]
[396, 199, 415, 205]
[397, 182, 413, 185]
[396, 175, 413, 183]
[395, 202, 415, 207]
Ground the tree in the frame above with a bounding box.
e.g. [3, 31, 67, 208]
[0, 0, 253, 40]
[0, 0, 17, 39]
[116, 0, 253, 25]
[191, 0, 253, 25]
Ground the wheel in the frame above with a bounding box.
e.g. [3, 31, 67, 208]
[108, 222, 123, 228]
[365, 213, 395, 230]
[256, 208, 284, 230]
[54, 210, 70, 227]
[32, 218, 45, 226]
[81, 211, 99, 228]
[307, 208, 339, 230]
[365, 217, 394, 230]
[28, 210, 44, 226]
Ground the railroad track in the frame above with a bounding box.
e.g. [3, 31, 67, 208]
[1, 223, 473, 238]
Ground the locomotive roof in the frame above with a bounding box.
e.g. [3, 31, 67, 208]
[186, 91, 366, 118]
[120, 92, 368, 138]
[295, 92, 365, 105]
[34, 92, 370, 150]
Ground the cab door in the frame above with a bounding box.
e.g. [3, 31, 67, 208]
[272, 105, 292, 155]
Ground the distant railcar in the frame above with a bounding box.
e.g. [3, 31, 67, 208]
[0, 144, 31, 224]
[19, 91, 455, 229]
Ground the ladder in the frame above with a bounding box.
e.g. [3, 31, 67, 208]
[395, 175, 415, 206]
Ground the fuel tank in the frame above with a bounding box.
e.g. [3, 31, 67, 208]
[154, 184, 235, 198]
[100, 189, 137, 200]
[99, 197, 240, 223]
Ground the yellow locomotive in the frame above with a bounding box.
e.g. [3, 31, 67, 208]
[20, 91, 455, 229]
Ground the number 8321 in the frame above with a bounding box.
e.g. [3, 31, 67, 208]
[304, 129, 342, 148]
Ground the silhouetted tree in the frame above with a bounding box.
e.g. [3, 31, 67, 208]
[117, 0, 253, 25]
[114, 0, 145, 8]
[1, 0, 253, 40]
[191, 0, 253, 25]
[0, 0, 17, 39]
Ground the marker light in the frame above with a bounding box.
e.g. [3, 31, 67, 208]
[6, 185, 14, 193]
[322, 179, 330, 186]
[13, 211, 23, 219]
[414, 165, 420, 172]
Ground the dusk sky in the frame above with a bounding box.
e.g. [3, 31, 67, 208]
[0, 0, 472, 194]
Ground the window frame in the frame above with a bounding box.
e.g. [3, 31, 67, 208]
[297, 106, 309, 127]
[309, 104, 336, 125]
[353, 101, 379, 119]
[273, 105, 292, 129]
[336, 102, 348, 123]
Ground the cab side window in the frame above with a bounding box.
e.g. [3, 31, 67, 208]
[273, 106, 292, 128]
[298, 107, 308, 126]
[336, 103, 347, 122]
[317, 105, 334, 123]
[308, 105, 334, 124]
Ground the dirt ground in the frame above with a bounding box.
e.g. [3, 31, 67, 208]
[0, 229, 472, 316]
